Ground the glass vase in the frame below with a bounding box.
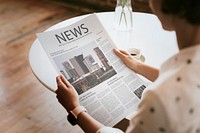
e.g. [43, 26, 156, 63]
[113, 0, 133, 31]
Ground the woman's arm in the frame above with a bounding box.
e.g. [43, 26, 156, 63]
[56, 76, 122, 133]
[56, 76, 103, 133]
[136, 62, 159, 82]
[113, 49, 159, 82]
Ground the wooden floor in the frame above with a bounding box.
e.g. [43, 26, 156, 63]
[0, 0, 95, 133]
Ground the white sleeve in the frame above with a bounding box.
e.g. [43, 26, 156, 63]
[96, 127, 124, 133]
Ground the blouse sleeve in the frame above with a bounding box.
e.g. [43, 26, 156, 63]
[126, 90, 169, 133]
[96, 127, 124, 133]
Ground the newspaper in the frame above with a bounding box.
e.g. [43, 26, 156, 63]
[37, 14, 147, 126]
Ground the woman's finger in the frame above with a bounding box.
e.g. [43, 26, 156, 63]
[56, 76, 67, 89]
[119, 50, 129, 55]
[113, 48, 126, 58]
[60, 75, 72, 88]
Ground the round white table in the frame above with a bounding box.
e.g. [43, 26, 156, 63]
[29, 12, 178, 91]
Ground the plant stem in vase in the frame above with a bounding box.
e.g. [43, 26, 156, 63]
[114, 0, 133, 30]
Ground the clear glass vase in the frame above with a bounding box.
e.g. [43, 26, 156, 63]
[113, 0, 133, 31]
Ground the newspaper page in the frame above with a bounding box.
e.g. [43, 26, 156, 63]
[37, 14, 147, 126]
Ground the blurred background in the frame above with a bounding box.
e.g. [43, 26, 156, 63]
[0, 0, 151, 132]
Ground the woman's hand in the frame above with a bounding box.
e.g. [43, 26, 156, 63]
[114, 48, 159, 81]
[55, 76, 104, 133]
[113, 48, 140, 73]
[56, 75, 79, 112]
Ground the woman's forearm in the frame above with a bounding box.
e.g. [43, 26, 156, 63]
[136, 62, 159, 82]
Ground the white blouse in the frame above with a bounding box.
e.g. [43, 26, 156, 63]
[96, 44, 200, 133]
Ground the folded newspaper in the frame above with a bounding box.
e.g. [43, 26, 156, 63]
[37, 14, 147, 126]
